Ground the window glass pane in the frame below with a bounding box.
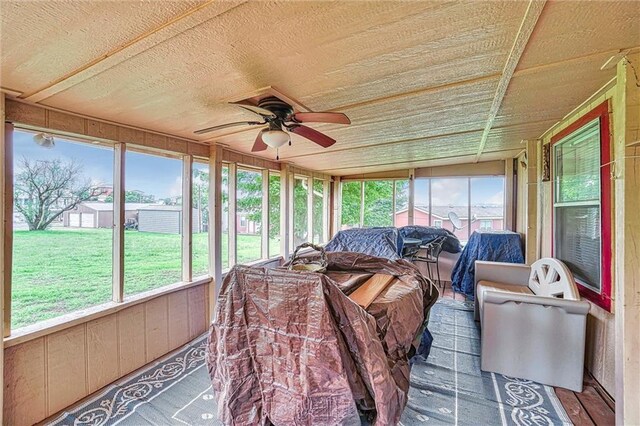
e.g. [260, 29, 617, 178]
[12, 130, 114, 328]
[293, 177, 309, 247]
[269, 173, 281, 257]
[363, 180, 393, 227]
[470, 177, 505, 232]
[125, 151, 182, 296]
[555, 205, 601, 291]
[312, 179, 325, 243]
[236, 168, 262, 264]
[221, 165, 229, 269]
[431, 178, 469, 243]
[340, 181, 361, 229]
[192, 162, 209, 277]
[413, 178, 430, 226]
[555, 120, 600, 203]
[394, 180, 409, 226]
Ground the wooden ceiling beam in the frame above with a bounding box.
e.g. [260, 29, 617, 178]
[22, 1, 246, 103]
[474, 0, 546, 162]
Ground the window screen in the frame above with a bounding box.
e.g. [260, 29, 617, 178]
[553, 119, 601, 292]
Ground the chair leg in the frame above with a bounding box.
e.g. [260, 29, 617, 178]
[436, 260, 442, 290]
[425, 262, 433, 283]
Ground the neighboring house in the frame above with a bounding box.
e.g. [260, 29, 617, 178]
[395, 205, 504, 232]
[63, 202, 150, 228]
[237, 213, 259, 234]
[138, 205, 201, 234]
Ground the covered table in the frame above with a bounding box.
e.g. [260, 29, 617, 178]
[451, 230, 524, 299]
[207, 252, 438, 425]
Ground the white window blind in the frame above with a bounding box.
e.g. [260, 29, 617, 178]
[553, 119, 601, 292]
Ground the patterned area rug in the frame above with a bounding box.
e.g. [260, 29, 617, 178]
[49, 299, 571, 425]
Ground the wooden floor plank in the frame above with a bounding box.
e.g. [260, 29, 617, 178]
[576, 386, 615, 426]
[555, 388, 596, 426]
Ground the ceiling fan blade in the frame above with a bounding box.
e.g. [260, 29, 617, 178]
[290, 112, 351, 125]
[289, 125, 336, 148]
[231, 101, 277, 119]
[251, 130, 268, 152]
[194, 121, 264, 135]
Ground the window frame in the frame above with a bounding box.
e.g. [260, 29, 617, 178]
[550, 101, 612, 312]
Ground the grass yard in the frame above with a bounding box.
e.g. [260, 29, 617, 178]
[11, 228, 279, 328]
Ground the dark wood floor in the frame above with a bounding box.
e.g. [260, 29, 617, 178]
[437, 281, 615, 426]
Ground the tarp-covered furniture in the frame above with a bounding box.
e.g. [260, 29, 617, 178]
[398, 225, 462, 254]
[325, 227, 402, 259]
[207, 252, 438, 425]
[451, 230, 524, 298]
[475, 258, 590, 391]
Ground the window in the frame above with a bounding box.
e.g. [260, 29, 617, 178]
[11, 130, 114, 328]
[394, 180, 409, 227]
[552, 102, 612, 311]
[434, 219, 443, 228]
[312, 178, 325, 243]
[192, 161, 209, 277]
[413, 178, 430, 226]
[269, 172, 281, 257]
[341, 181, 361, 229]
[432, 178, 469, 243]
[293, 176, 309, 248]
[236, 168, 262, 264]
[124, 151, 182, 296]
[471, 177, 505, 232]
[363, 180, 393, 227]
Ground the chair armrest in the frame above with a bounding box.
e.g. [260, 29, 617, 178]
[475, 261, 530, 287]
[483, 291, 591, 315]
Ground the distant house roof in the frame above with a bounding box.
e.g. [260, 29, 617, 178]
[403, 205, 504, 219]
[81, 202, 151, 212]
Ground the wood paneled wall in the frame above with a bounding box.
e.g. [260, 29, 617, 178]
[3, 284, 208, 426]
[531, 78, 619, 397]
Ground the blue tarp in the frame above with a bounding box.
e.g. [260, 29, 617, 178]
[325, 227, 402, 260]
[451, 230, 524, 299]
[398, 226, 462, 254]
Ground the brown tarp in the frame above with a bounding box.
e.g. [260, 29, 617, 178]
[207, 252, 439, 425]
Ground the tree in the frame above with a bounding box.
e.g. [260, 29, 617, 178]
[14, 157, 103, 231]
[104, 190, 155, 203]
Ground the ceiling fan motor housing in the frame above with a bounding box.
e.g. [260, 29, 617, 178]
[258, 96, 293, 119]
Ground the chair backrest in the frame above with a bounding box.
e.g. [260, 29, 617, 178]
[528, 258, 579, 300]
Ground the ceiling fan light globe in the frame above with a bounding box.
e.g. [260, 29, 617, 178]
[262, 130, 289, 149]
[34, 132, 55, 148]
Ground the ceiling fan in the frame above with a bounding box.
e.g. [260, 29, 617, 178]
[194, 97, 350, 159]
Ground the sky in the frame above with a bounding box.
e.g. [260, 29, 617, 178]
[13, 130, 182, 199]
[414, 177, 504, 206]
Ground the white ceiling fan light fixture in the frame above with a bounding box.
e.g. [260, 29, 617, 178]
[34, 132, 55, 148]
[261, 129, 290, 149]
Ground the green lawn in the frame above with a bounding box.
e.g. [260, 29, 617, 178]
[11, 228, 279, 328]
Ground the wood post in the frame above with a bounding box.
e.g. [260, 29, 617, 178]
[408, 169, 415, 225]
[181, 155, 192, 283]
[261, 169, 269, 259]
[322, 179, 330, 243]
[280, 165, 291, 258]
[614, 52, 640, 425]
[525, 139, 539, 264]
[504, 158, 515, 231]
[1, 95, 7, 423]
[227, 162, 237, 267]
[112, 143, 125, 303]
[306, 176, 313, 243]
[333, 176, 341, 235]
[208, 145, 222, 317]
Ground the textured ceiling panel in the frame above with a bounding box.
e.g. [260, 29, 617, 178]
[517, 1, 640, 70]
[0, 1, 206, 93]
[38, 1, 523, 140]
[288, 130, 483, 173]
[214, 77, 499, 158]
[495, 52, 616, 129]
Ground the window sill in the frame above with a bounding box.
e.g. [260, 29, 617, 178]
[4, 276, 212, 349]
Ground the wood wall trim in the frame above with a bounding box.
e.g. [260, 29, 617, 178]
[221, 147, 281, 171]
[4, 99, 209, 158]
[414, 160, 506, 178]
[3, 278, 211, 349]
[182, 155, 193, 283]
[112, 144, 125, 303]
[0, 93, 6, 424]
